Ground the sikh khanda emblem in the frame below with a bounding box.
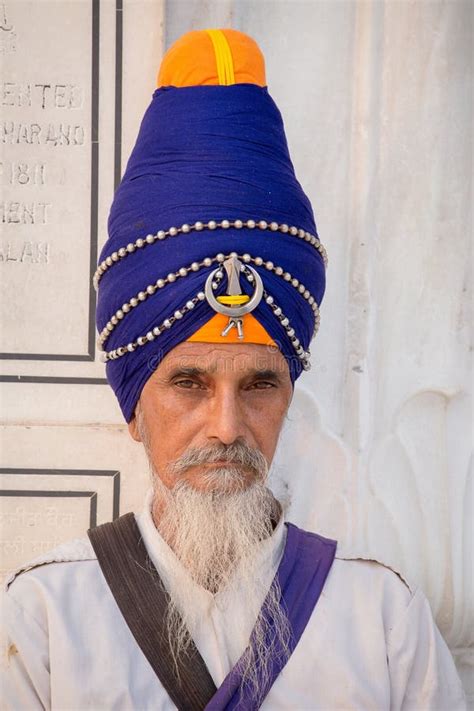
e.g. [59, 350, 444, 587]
[204, 256, 264, 339]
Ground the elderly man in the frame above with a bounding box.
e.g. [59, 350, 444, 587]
[1, 29, 465, 710]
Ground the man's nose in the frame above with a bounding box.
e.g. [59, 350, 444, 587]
[205, 387, 248, 445]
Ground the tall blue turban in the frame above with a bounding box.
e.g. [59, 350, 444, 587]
[95, 29, 327, 422]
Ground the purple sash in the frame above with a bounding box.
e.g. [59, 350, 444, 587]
[205, 523, 337, 710]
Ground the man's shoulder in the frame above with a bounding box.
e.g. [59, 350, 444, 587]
[290, 523, 414, 597]
[4, 535, 98, 593]
[333, 545, 414, 593]
[327, 544, 417, 613]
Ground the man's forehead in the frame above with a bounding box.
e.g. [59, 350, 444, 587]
[157, 341, 289, 376]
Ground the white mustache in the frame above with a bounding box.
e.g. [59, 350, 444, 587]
[168, 440, 268, 479]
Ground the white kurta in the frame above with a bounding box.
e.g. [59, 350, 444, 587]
[1, 494, 465, 711]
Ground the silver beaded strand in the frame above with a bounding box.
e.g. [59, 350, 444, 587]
[102, 272, 315, 371]
[101, 292, 206, 362]
[98, 252, 321, 352]
[240, 253, 320, 336]
[241, 266, 313, 371]
[97, 254, 225, 349]
[93, 219, 327, 289]
[102, 283, 311, 371]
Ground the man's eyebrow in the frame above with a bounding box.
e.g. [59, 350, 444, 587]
[166, 366, 209, 378]
[164, 366, 284, 380]
[247, 368, 283, 381]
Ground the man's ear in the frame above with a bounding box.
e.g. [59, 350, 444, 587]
[128, 409, 142, 442]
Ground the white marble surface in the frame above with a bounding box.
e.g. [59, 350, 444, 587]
[1, 0, 472, 704]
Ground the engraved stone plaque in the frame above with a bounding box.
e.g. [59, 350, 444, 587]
[1, 1, 96, 358]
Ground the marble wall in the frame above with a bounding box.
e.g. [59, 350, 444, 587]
[1, 0, 472, 703]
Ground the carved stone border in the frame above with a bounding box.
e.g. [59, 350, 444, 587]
[0, 468, 121, 522]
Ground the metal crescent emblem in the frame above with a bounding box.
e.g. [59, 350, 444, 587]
[204, 256, 263, 339]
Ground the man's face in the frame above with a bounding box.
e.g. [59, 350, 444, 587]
[128, 341, 293, 491]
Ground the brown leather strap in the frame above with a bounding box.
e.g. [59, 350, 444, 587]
[88, 513, 217, 711]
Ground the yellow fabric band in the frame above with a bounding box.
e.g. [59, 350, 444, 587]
[217, 294, 250, 305]
[206, 29, 235, 85]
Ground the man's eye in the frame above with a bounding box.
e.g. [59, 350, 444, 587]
[174, 379, 202, 390]
[250, 381, 276, 390]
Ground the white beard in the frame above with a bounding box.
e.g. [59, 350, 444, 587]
[150, 471, 291, 703]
